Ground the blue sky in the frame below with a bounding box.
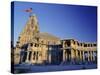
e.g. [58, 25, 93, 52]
[12, 1, 97, 46]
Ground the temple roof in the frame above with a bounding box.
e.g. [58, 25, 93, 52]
[33, 32, 60, 41]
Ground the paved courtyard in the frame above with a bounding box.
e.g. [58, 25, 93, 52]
[14, 64, 97, 73]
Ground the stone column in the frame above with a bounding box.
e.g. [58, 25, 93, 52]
[90, 51, 93, 62]
[71, 49, 75, 64]
[82, 51, 85, 62]
[65, 51, 67, 61]
[79, 51, 82, 62]
[25, 51, 29, 63]
[31, 51, 33, 64]
[87, 51, 90, 62]
[39, 51, 42, 62]
[75, 50, 78, 62]
[36, 51, 38, 63]
[92, 51, 95, 61]
[48, 51, 51, 63]
[63, 50, 66, 62]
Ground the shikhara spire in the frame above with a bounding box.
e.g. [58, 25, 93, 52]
[16, 12, 40, 47]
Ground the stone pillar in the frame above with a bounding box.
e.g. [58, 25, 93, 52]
[36, 51, 38, 63]
[79, 51, 82, 62]
[63, 50, 66, 62]
[31, 51, 33, 64]
[82, 51, 85, 62]
[75, 50, 78, 62]
[25, 51, 29, 63]
[92, 51, 95, 61]
[87, 51, 90, 62]
[90, 51, 93, 62]
[48, 51, 51, 63]
[71, 49, 75, 64]
[39, 51, 42, 62]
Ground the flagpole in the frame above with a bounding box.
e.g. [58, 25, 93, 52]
[29, 12, 32, 17]
[25, 8, 33, 17]
[30, 8, 32, 17]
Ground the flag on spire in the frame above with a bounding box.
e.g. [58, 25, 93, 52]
[25, 8, 32, 12]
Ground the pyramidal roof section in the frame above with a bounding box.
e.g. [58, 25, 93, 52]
[33, 32, 60, 41]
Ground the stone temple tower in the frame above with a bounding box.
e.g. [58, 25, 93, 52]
[14, 13, 61, 64]
[16, 14, 40, 48]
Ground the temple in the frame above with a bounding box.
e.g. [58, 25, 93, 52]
[12, 14, 97, 65]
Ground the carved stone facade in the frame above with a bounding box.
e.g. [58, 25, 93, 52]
[62, 39, 97, 64]
[13, 14, 97, 65]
